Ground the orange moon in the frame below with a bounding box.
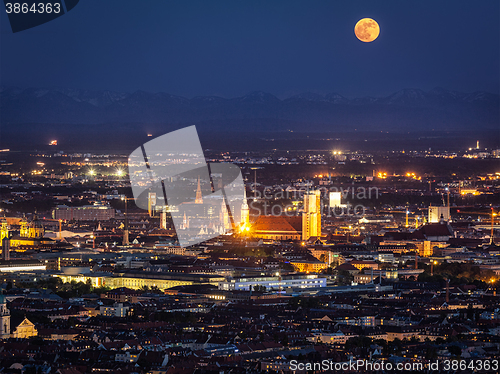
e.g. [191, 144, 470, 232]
[354, 18, 380, 42]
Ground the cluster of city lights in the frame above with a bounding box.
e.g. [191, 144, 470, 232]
[87, 168, 125, 177]
[405, 172, 421, 180]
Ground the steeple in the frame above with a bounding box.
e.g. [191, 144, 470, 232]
[0, 217, 9, 261]
[241, 188, 249, 226]
[195, 176, 203, 204]
[0, 293, 10, 338]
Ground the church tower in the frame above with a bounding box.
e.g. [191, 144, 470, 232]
[240, 188, 249, 227]
[195, 177, 203, 204]
[219, 200, 231, 231]
[0, 218, 9, 261]
[0, 294, 10, 339]
[302, 190, 321, 240]
[20, 215, 28, 238]
[0, 217, 8, 243]
[160, 206, 167, 230]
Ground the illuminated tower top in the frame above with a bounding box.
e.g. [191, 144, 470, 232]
[20, 215, 28, 238]
[241, 188, 249, 226]
[0, 218, 8, 243]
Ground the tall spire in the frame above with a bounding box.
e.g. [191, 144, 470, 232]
[241, 187, 249, 225]
[195, 176, 203, 204]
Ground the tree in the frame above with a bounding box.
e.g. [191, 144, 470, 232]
[337, 269, 353, 286]
[425, 346, 438, 360]
[280, 262, 295, 272]
[435, 337, 445, 345]
[448, 345, 461, 357]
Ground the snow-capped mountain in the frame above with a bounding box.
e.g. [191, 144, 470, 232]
[0, 87, 498, 134]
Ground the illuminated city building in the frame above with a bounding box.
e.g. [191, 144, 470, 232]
[52, 205, 116, 221]
[218, 274, 326, 291]
[11, 318, 38, 339]
[329, 191, 345, 208]
[252, 216, 302, 241]
[0, 295, 37, 339]
[302, 190, 321, 240]
[349, 260, 379, 271]
[1, 218, 9, 261]
[56, 272, 225, 291]
[10, 215, 55, 248]
[28, 215, 44, 239]
[289, 259, 328, 273]
[428, 206, 450, 223]
[252, 191, 322, 241]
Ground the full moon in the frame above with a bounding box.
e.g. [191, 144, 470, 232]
[354, 18, 380, 42]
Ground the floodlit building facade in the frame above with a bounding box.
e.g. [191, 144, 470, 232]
[218, 274, 326, 291]
[302, 190, 321, 240]
[428, 206, 450, 223]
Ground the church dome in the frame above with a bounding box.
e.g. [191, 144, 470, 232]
[29, 215, 43, 229]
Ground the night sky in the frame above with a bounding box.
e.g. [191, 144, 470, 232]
[1, 0, 499, 98]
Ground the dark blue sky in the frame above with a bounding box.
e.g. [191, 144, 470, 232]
[1, 0, 499, 98]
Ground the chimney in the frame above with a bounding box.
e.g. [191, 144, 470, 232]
[446, 279, 450, 303]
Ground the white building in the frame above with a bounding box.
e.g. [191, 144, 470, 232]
[100, 303, 130, 317]
[218, 274, 326, 291]
[329, 191, 342, 208]
[428, 206, 450, 223]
